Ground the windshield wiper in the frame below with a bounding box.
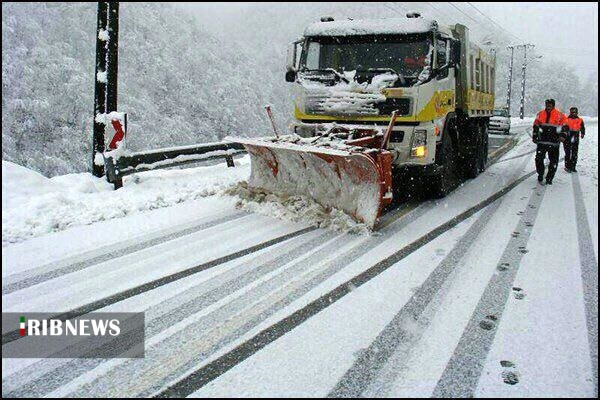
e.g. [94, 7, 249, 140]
[323, 68, 351, 83]
[362, 68, 407, 86]
[303, 68, 350, 83]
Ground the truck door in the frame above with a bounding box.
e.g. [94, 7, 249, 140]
[433, 36, 456, 141]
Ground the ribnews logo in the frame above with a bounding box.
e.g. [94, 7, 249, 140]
[4, 312, 145, 359]
[19, 315, 121, 337]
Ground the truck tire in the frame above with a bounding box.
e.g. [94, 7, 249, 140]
[462, 121, 485, 179]
[429, 130, 458, 198]
[479, 122, 489, 173]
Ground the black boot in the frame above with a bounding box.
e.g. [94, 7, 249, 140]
[538, 174, 544, 184]
[546, 179, 553, 185]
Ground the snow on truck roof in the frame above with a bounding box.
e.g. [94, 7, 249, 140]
[304, 17, 438, 37]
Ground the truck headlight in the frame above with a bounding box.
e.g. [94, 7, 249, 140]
[411, 129, 427, 158]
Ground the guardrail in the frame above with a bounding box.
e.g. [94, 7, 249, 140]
[104, 142, 246, 189]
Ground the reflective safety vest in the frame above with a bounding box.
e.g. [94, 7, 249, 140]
[533, 108, 568, 144]
[565, 116, 584, 132]
[534, 108, 567, 128]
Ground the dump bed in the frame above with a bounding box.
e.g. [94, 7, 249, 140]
[452, 24, 496, 117]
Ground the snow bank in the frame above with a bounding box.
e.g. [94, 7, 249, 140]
[2, 158, 250, 246]
[2, 161, 62, 211]
[510, 116, 535, 128]
[225, 182, 371, 235]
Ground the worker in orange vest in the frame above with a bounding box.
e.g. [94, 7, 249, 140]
[532, 99, 569, 185]
[563, 107, 586, 173]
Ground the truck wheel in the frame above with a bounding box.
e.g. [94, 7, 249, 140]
[462, 122, 483, 179]
[429, 131, 458, 198]
[479, 123, 489, 172]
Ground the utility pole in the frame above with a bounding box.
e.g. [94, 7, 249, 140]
[92, 2, 109, 177]
[518, 43, 535, 120]
[505, 45, 515, 115]
[106, 2, 119, 114]
[92, 2, 119, 178]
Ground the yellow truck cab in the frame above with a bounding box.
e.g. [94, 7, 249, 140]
[285, 13, 496, 195]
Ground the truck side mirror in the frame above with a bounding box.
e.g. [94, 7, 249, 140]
[286, 40, 301, 82]
[285, 70, 297, 82]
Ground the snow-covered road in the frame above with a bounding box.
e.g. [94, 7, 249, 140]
[2, 120, 597, 397]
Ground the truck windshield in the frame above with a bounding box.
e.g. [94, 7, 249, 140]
[300, 34, 432, 83]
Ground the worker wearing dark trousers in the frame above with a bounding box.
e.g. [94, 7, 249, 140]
[532, 99, 568, 185]
[564, 107, 586, 173]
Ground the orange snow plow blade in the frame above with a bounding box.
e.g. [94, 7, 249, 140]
[229, 137, 393, 228]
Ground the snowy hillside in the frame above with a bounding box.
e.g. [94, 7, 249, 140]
[1, 3, 280, 177]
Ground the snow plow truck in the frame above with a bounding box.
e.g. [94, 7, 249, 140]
[230, 13, 496, 228]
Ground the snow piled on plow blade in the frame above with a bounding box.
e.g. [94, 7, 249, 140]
[229, 137, 384, 229]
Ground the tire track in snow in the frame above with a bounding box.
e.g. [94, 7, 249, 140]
[328, 201, 503, 397]
[572, 174, 598, 397]
[67, 233, 366, 397]
[1, 225, 315, 346]
[3, 195, 428, 397]
[2, 229, 335, 397]
[327, 144, 530, 397]
[154, 169, 540, 398]
[6, 231, 342, 397]
[20, 202, 429, 397]
[2, 211, 248, 295]
[432, 182, 546, 397]
[494, 149, 536, 164]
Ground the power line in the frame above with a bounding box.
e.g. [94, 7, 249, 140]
[465, 2, 524, 43]
[447, 2, 481, 25]
[423, 2, 451, 23]
[384, 2, 409, 16]
[388, 2, 524, 50]
[424, 2, 512, 47]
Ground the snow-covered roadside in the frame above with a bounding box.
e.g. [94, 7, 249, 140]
[2, 157, 250, 245]
[1, 196, 243, 278]
[2, 154, 371, 249]
[577, 121, 598, 260]
[510, 116, 535, 129]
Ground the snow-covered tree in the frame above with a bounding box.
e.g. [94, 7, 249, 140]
[2, 3, 276, 176]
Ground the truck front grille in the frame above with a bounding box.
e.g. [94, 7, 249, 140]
[376, 98, 411, 116]
[305, 91, 384, 116]
[305, 91, 411, 117]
